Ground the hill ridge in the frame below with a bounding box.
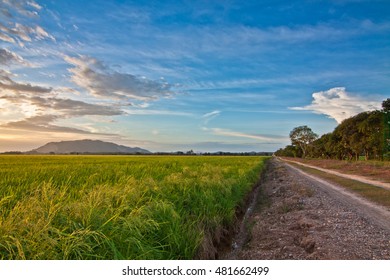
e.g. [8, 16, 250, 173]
[30, 139, 151, 154]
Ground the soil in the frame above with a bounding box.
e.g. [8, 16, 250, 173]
[225, 157, 390, 260]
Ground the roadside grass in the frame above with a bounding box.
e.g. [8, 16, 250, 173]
[0, 155, 269, 260]
[282, 157, 390, 183]
[290, 163, 390, 208]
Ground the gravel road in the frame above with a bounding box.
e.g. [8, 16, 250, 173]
[229, 157, 390, 260]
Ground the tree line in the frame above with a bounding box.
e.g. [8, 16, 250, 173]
[275, 98, 390, 161]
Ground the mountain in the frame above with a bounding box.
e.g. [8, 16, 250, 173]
[30, 139, 151, 154]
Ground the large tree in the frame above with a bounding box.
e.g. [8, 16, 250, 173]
[289, 125, 318, 158]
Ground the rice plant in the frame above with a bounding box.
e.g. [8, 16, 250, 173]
[0, 155, 268, 259]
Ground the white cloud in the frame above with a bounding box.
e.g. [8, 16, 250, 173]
[290, 87, 382, 123]
[64, 55, 176, 102]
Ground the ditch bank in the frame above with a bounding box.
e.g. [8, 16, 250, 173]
[196, 158, 271, 259]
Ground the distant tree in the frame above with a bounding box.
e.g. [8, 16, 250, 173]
[289, 125, 318, 158]
[334, 113, 364, 160]
[382, 98, 390, 112]
[324, 110, 383, 160]
[360, 111, 383, 160]
[311, 133, 334, 158]
[275, 145, 302, 158]
[381, 99, 390, 157]
[2, 151, 22, 155]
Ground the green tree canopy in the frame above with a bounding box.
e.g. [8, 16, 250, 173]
[278, 99, 389, 160]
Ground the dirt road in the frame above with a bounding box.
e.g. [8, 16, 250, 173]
[228, 157, 390, 260]
[281, 157, 390, 190]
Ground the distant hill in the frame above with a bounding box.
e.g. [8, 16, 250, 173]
[30, 139, 151, 154]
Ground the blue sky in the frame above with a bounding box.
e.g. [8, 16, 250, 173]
[0, 0, 389, 152]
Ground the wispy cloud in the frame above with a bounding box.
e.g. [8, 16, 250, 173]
[0, 70, 51, 94]
[204, 127, 287, 142]
[155, 141, 277, 152]
[0, 20, 54, 47]
[185, 68, 387, 91]
[64, 55, 177, 102]
[1, 90, 123, 120]
[0, 67, 124, 134]
[167, 19, 390, 59]
[123, 108, 193, 117]
[258, 20, 390, 43]
[202, 110, 220, 118]
[0, 0, 54, 47]
[0, 32, 15, 44]
[2, 115, 116, 135]
[1, 0, 41, 18]
[0, 48, 30, 66]
[202, 110, 220, 124]
[22, 96, 122, 116]
[289, 87, 382, 123]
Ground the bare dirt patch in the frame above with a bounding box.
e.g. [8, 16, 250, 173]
[229, 158, 390, 260]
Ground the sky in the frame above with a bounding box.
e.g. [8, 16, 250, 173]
[0, 0, 389, 153]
